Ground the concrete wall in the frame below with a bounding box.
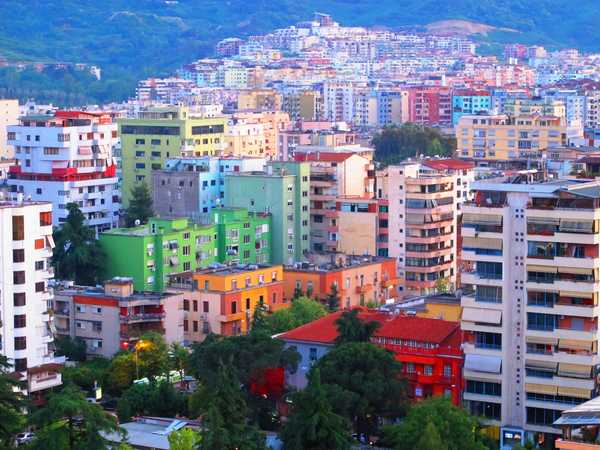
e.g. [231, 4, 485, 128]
[337, 211, 377, 256]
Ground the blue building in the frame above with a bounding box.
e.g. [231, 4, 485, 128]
[452, 90, 492, 125]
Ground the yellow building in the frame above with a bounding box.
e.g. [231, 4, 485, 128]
[503, 98, 566, 119]
[456, 114, 580, 162]
[237, 89, 282, 112]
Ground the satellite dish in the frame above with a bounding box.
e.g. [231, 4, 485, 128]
[134, 219, 141, 226]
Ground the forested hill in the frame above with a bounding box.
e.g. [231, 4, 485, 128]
[0, 0, 598, 104]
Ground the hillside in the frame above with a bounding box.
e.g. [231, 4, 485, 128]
[0, 0, 599, 104]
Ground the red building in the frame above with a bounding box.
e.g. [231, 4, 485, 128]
[277, 309, 464, 406]
[408, 86, 453, 125]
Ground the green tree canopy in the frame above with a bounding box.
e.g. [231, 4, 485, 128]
[334, 309, 381, 345]
[259, 297, 328, 334]
[117, 381, 187, 422]
[55, 335, 87, 362]
[30, 384, 119, 450]
[0, 356, 26, 448]
[414, 421, 448, 450]
[315, 342, 407, 436]
[136, 332, 170, 381]
[52, 203, 106, 285]
[169, 342, 190, 381]
[168, 428, 202, 450]
[372, 124, 456, 166]
[326, 284, 340, 312]
[380, 397, 491, 450]
[124, 183, 153, 227]
[106, 352, 136, 395]
[280, 369, 352, 450]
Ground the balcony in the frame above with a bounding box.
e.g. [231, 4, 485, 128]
[29, 372, 62, 393]
[120, 312, 165, 323]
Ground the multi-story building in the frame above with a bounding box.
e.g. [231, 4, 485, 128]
[503, 98, 566, 121]
[282, 90, 323, 122]
[585, 91, 600, 130]
[7, 111, 120, 232]
[237, 89, 281, 112]
[408, 87, 452, 126]
[0, 99, 19, 159]
[53, 277, 183, 358]
[0, 201, 63, 399]
[460, 175, 600, 446]
[294, 151, 374, 253]
[224, 161, 310, 265]
[283, 254, 400, 307]
[451, 90, 492, 125]
[224, 116, 266, 157]
[456, 114, 582, 162]
[278, 309, 463, 405]
[118, 107, 227, 206]
[376, 163, 459, 297]
[152, 157, 265, 219]
[168, 264, 285, 340]
[99, 211, 272, 292]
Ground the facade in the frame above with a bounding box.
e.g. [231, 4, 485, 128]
[0, 99, 19, 159]
[118, 107, 227, 206]
[452, 90, 492, 125]
[282, 254, 400, 308]
[237, 89, 282, 112]
[408, 87, 452, 126]
[7, 111, 120, 232]
[54, 278, 183, 358]
[224, 161, 310, 265]
[0, 201, 63, 398]
[460, 176, 600, 446]
[456, 114, 581, 162]
[278, 309, 463, 405]
[168, 264, 285, 340]
[152, 157, 265, 219]
[99, 212, 272, 292]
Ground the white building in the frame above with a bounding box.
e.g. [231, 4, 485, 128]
[0, 99, 19, 159]
[7, 111, 120, 233]
[0, 200, 63, 398]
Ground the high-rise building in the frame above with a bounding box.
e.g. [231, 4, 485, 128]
[118, 107, 227, 206]
[224, 161, 310, 265]
[0, 99, 19, 159]
[451, 90, 492, 125]
[461, 176, 600, 446]
[0, 200, 63, 398]
[6, 111, 120, 232]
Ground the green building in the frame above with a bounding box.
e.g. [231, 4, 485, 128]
[224, 161, 310, 265]
[118, 106, 228, 206]
[99, 209, 271, 292]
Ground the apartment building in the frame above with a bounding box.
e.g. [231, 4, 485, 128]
[152, 157, 265, 219]
[0, 201, 63, 399]
[281, 90, 323, 122]
[99, 211, 271, 292]
[0, 99, 19, 159]
[237, 89, 282, 112]
[456, 114, 582, 162]
[294, 151, 374, 253]
[54, 277, 183, 358]
[7, 111, 120, 232]
[224, 161, 310, 264]
[586, 91, 600, 130]
[408, 87, 452, 126]
[283, 254, 399, 307]
[503, 98, 566, 120]
[168, 264, 285, 340]
[376, 163, 459, 297]
[118, 107, 227, 206]
[460, 175, 600, 447]
[451, 90, 492, 125]
[278, 127, 356, 160]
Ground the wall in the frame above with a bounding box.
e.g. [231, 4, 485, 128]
[337, 211, 377, 256]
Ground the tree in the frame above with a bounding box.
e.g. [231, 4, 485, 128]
[0, 356, 26, 448]
[168, 428, 202, 450]
[30, 384, 119, 450]
[117, 381, 187, 422]
[414, 421, 447, 450]
[326, 284, 340, 312]
[380, 397, 490, 450]
[137, 332, 170, 381]
[169, 342, 189, 381]
[124, 183, 153, 227]
[106, 352, 136, 394]
[334, 309, 381, 345]
[61, 357, 111, 392]
[262, 297, 328, 334]
[315, 342, 407, 436]
[434, 277, 450, 294]
[55, 335, 87, 362]
[280, 369, 352, 450]
[52, 203, 106, 285]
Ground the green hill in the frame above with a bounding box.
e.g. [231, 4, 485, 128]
[0, 0, 598, 104]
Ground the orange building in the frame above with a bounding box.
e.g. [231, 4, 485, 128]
[283, 255, 399, 308]
[169, 264, 285, 339]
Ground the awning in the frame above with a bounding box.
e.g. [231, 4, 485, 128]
[558, 363, 591, 378]
[558, 267, 593, 275]
[557, 386, 592, 399]
[528, 216, 560, 225]
[462, 307, 502, 325]
[464, 354, 502, 374]
[560, 220, 593, 233]
[526, 336, 558, 345]
[462, 237, 502, 250]
[558, 339, 593, 351]
[462, 213, 502, 225]
[45, 235, 55, 249]
[525, 383, 558, 395]
[526, 360, 557, 371]
[527, 265, 557, 273]
[560, 291, 593, 299]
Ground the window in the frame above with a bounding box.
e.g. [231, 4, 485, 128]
[13, 293, 25, 306]
[443, 365, 452, 378]
[14, 337, 26, 350]
[39, 211, 52, 226]
[35, 282, 45, 292]
[13, 271, 25, 285]
[135, 163, 146, 169]
[182, 245, 190, 256]
[193, 300, 198, 312]
[151, 139, 161, 145]
[468, 401, 501, 420]
[14, 315, 26, 328]
[135, 150, 145, 157]
[246, 298, 250, 310]
[13, 249, 25, 263]
[475, 331, 501, 349]
[193, 321, 198, 332]
[14, 358, 27, 372]
[231, 301, 237, 314]
[203, 301, 209, 313]
[183, 299, 190, 311]
[466, 380, 501, 396]
[35, 260, 44, 270]
[424, 365, 433, 376]
[309, 348, 318, 362]
[135, 138, 146, 145]
[12, 215, 24, 241]
[183, 320, 189, 332]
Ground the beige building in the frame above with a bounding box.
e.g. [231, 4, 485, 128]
[0, 100, 18, 159]
[456, 114, 582, 162]
[503, 98, 566, 120]
[282, 90, 323, 122]
[237, 88, 282, 112]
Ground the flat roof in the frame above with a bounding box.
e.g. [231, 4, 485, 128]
[554, 396, 600, 426]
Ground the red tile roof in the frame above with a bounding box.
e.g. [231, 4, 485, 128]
[277, 309, 460, 346]
[422, 159, 475, 171]
[294, 152, 355, 163]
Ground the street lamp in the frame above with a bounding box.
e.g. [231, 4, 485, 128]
[134, 339, 152, 380]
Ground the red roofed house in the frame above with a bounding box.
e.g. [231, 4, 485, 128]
[277, 309, 463, 405]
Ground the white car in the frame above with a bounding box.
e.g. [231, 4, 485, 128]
[15, 432, 35, 446]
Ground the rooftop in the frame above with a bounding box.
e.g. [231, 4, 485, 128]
[193, 263, 280, 277]
[102, 417, 201, 450]
[294, 152, 355, 162]
[422, 159, 475, 171]
[0, 200, 52, 209]
[284, 254, 395, 273]
[554, 396, 600, 427]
